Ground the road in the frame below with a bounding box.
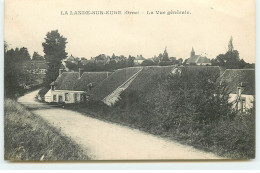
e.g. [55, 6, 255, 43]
[18, 90, 223, 160]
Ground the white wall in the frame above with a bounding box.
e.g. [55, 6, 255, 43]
[50, 90, 85, 103]
[229, 94, 254, 110]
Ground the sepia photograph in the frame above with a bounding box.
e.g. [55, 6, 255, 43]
[4, 0, 255, 161]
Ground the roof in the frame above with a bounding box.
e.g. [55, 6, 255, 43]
[125, 66, 175, 92]
[217, 69, 255, 95]
[67, 55, 75, 61]
[187, 55, 211, 64]
[54, 72, 111, 91]
[88, 67, 143, 100]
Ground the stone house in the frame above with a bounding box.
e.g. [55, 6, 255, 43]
[44, 68, 111, 103]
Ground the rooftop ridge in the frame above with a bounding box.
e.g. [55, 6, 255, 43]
[225, 69, 255, 71]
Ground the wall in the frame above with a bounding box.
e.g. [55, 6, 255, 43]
[50, 90, 85, 103]
[229, 93, 254, 111]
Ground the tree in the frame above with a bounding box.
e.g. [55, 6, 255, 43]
[228, 36, 234, 52]
[19, 47, 31, 61]
[42, 30, 68, 86]
[32, 51, 44, 61]
[4, 42, 26, 98]
[177, 58, 183, 65]
[162, 47, 170, 61]
[141, 59, 155, 66]
[212, 37, 250, 69]
[127, 55, 135, 67]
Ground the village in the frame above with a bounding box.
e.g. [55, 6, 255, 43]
[4, 31, 255, 160]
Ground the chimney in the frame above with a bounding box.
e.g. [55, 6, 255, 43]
[59, 69, 64, 76]
[79, 68, 83, 79]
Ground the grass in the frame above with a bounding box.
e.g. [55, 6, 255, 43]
[4, 99, 90, 161]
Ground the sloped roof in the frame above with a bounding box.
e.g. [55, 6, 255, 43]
[187, 55, 211, 64]
[125, 66, 175, 92]
[54, 72, 111, 91]
[217, 69, 255, 95]
[88, 67, 143, 100]
[187, 55, 200, 64]
[196, 56, 211, 64]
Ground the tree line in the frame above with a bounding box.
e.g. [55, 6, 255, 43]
[4, 30, 254, 99]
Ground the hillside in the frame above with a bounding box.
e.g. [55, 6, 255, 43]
[4, 99, 89, 161]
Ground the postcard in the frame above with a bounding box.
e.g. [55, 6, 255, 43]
[4, 0, 255, 161]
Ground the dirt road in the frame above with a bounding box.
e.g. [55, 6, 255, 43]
[18, 90, 223, 160]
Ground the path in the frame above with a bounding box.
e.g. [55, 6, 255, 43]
[18, 90, 223, 160]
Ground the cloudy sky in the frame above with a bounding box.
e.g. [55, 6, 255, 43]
[5, 0, 255, 63]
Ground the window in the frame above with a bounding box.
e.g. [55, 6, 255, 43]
[53, 95, 57, 102]
[80, 94, 84, 101]
[65, 93, 69, 101]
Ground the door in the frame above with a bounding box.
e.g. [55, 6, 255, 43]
[58, 95, 63, 103]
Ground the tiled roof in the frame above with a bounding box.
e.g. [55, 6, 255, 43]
[217, 69, 255, 95]
[54, 72, 111, 91]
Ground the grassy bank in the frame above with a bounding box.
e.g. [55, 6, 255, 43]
[4, 99, 90, 161]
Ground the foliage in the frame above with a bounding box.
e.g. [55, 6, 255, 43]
[42, 30, 68, 86]
[140, 59, 156, 66]
[4, 42, 34, 98]
[158, 61, 174, 66]
[32, 51, 44, 61]
[65, 61, 80, 71]
[4, 99, 89, 160]
[211, 37, 252, 69]
[162, 47, 169, 61]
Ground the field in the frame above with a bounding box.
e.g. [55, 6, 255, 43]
[4, 99, 89, 161]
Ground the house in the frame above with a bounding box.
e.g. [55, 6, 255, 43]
[65, 54, 80, 64]
[134, 55, 145, 65]
[218, 69, 255, 112]
[22, 60, 48, 74]
[186, 47, 211, 66]
[44, 68, 111, 103]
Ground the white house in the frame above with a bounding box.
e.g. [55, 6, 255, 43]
[44, 68, 111, 103]
[218, 69, 255, 112]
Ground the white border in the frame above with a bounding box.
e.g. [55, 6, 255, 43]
[0, 0, 259, 170]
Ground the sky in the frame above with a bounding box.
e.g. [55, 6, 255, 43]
[4, 0, 255, 63]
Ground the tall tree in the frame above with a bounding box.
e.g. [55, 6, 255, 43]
[42, 30, 68, 86]
[212, 37, 249, 69]
[19, 47, 31, 61]
[4, 43, 24, 98]
[228, 36, 234, 52]
[32, 51, 44, 61]
[127, 55, 135, 67]
[162, 47, 169, 61]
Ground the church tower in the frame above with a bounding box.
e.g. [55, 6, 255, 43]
[190, 47, 195, 57]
